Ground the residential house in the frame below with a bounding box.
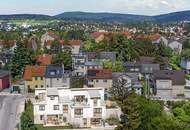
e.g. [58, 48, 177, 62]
[45, 40, 83, 55]
[86, 69, 112, 88]
[85, 61, 103, 70]
[90, 32, 105, 43]
[33, 87, 107, 128]
[112, 72, 142, 95]
[0, 40, 17, 52]
[138, 34, 168, 46]
[23, 65, 46, 90]
[0, 70, 10, 90]
[41, 32, 59, 49]
[0, 51, 14, 67]
[168, 41, 182, 54]
[152, 70, 185, 100]
[99, 52, 116, 62]
[180, 60, 190, 73]
[124, 62, 141, 73]
[45, 65, 70, 88]
[72, 53, 87, 76]
[36, 54, 53, 66]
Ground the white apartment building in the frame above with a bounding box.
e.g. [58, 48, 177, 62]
[33, 87, 107, 128]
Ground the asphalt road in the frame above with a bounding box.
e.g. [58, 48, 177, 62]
[0, 95, 24, 130]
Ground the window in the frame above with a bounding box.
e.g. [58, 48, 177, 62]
[35, 85, 38, 88]
[91, 118, 101, 125]
[96, 80, 99, 83]
[39, 105, 45, 111]
[40, 115, 44, 120]
[103, 80, 107, 83]
[83, 118, 87, 126]
[93, 99, 98, 106]
[41, 85, 44, 88]
[63, 105, 68, 113]
[54, 105, 59, 110]
[74, 108, 83, 116]
[74, 96, 85, 103]
[41, 77, 43, 80]
[94, 108, 102, 114]
[35, 77, 38, 81]
[50, 96, 55, 100]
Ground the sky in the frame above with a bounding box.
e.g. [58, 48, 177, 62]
[0, 0, 190, 16]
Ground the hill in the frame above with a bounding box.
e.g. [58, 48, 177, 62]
[0, 10, 190, 23]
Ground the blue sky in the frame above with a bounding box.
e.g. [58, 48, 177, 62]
[0, 0, 190, 15]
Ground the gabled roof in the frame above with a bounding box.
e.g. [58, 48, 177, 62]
[37, 54, 52, 66]
[153, 70, 185, 85]
[137, 34, 161, 42]
[0, 70, 9, 78]
[90, 32, 105, 39]
[45, 65, 64, 78]
[0, 40, 16, 46]
[45, 40, 82, 46]
[87, 69, 112, 79]
[47, 32, 59, 40]
[23, 65, 46, 81]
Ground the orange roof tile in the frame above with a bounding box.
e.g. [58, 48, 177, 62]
[37, 54, 52, 66]
[23, 65, 46, 81]
[87, 69, 112, 79]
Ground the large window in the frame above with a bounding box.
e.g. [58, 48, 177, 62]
[63, 105, 68, 113]
[54, 105, 59, 110]
[94, 108, 102, 114]
[74, 96, 85, 103]
[39, 105, 45, 111]
[91, 118, 101, 126]
[74, 108, 83, 116]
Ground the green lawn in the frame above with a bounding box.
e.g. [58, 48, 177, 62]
[35, 124, 73, 130]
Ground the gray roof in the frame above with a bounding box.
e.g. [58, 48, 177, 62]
[0, 70, 9, 78]
[153, 70, 185, 85]
[141, 64, 160, 74]
[45, 65, 64, 78]
[88, 90, 101, 98]
[100, 52, 116, 61]
[85, 61, 102, 66]
[47, 88, 58, 96]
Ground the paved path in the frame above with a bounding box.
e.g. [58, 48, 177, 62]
[0, 95, 24, 130]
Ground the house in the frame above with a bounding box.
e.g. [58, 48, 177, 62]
[180, 60, 190, 73]
[112, 72, 142, 95]
[124, 62, 141, 73]
[0, 70, 10, 90]
[11, 80, 26, 93]
[85, 61, 103, 70]
[23, 65, 46, 90]
[45, 40, 83, 55]
[72, 53, 87, 76]
[45, 65, 70, 88]
[33, 87, 107, 128]
[99, 52, 116, 62]
[0, 40, 17, 51]
[41, 32, 59, 49]
[37, 54, 52, 66]
[168, 41, 182, 54]
[86, 69, 112, 88]
[0, 51, 14, 67]
[152, 70, 185, 100]
[90, 32, 105, 43]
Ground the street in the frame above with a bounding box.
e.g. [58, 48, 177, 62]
[0, 95, 25, 130]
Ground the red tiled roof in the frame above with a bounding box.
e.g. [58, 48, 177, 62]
[47, 32, 59, 40]
[23, 65, 46, 81]
[45, 40, 82, 46]
[37, 54, 52, 66]
[90, 32, 105, 39]
[137, 34, 161, 42]
[87, 69, 112, 79]
[0, 40, 16, 46]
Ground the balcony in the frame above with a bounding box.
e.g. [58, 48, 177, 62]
[72, 101, 90, 107]
[94, 113, 102, 118]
